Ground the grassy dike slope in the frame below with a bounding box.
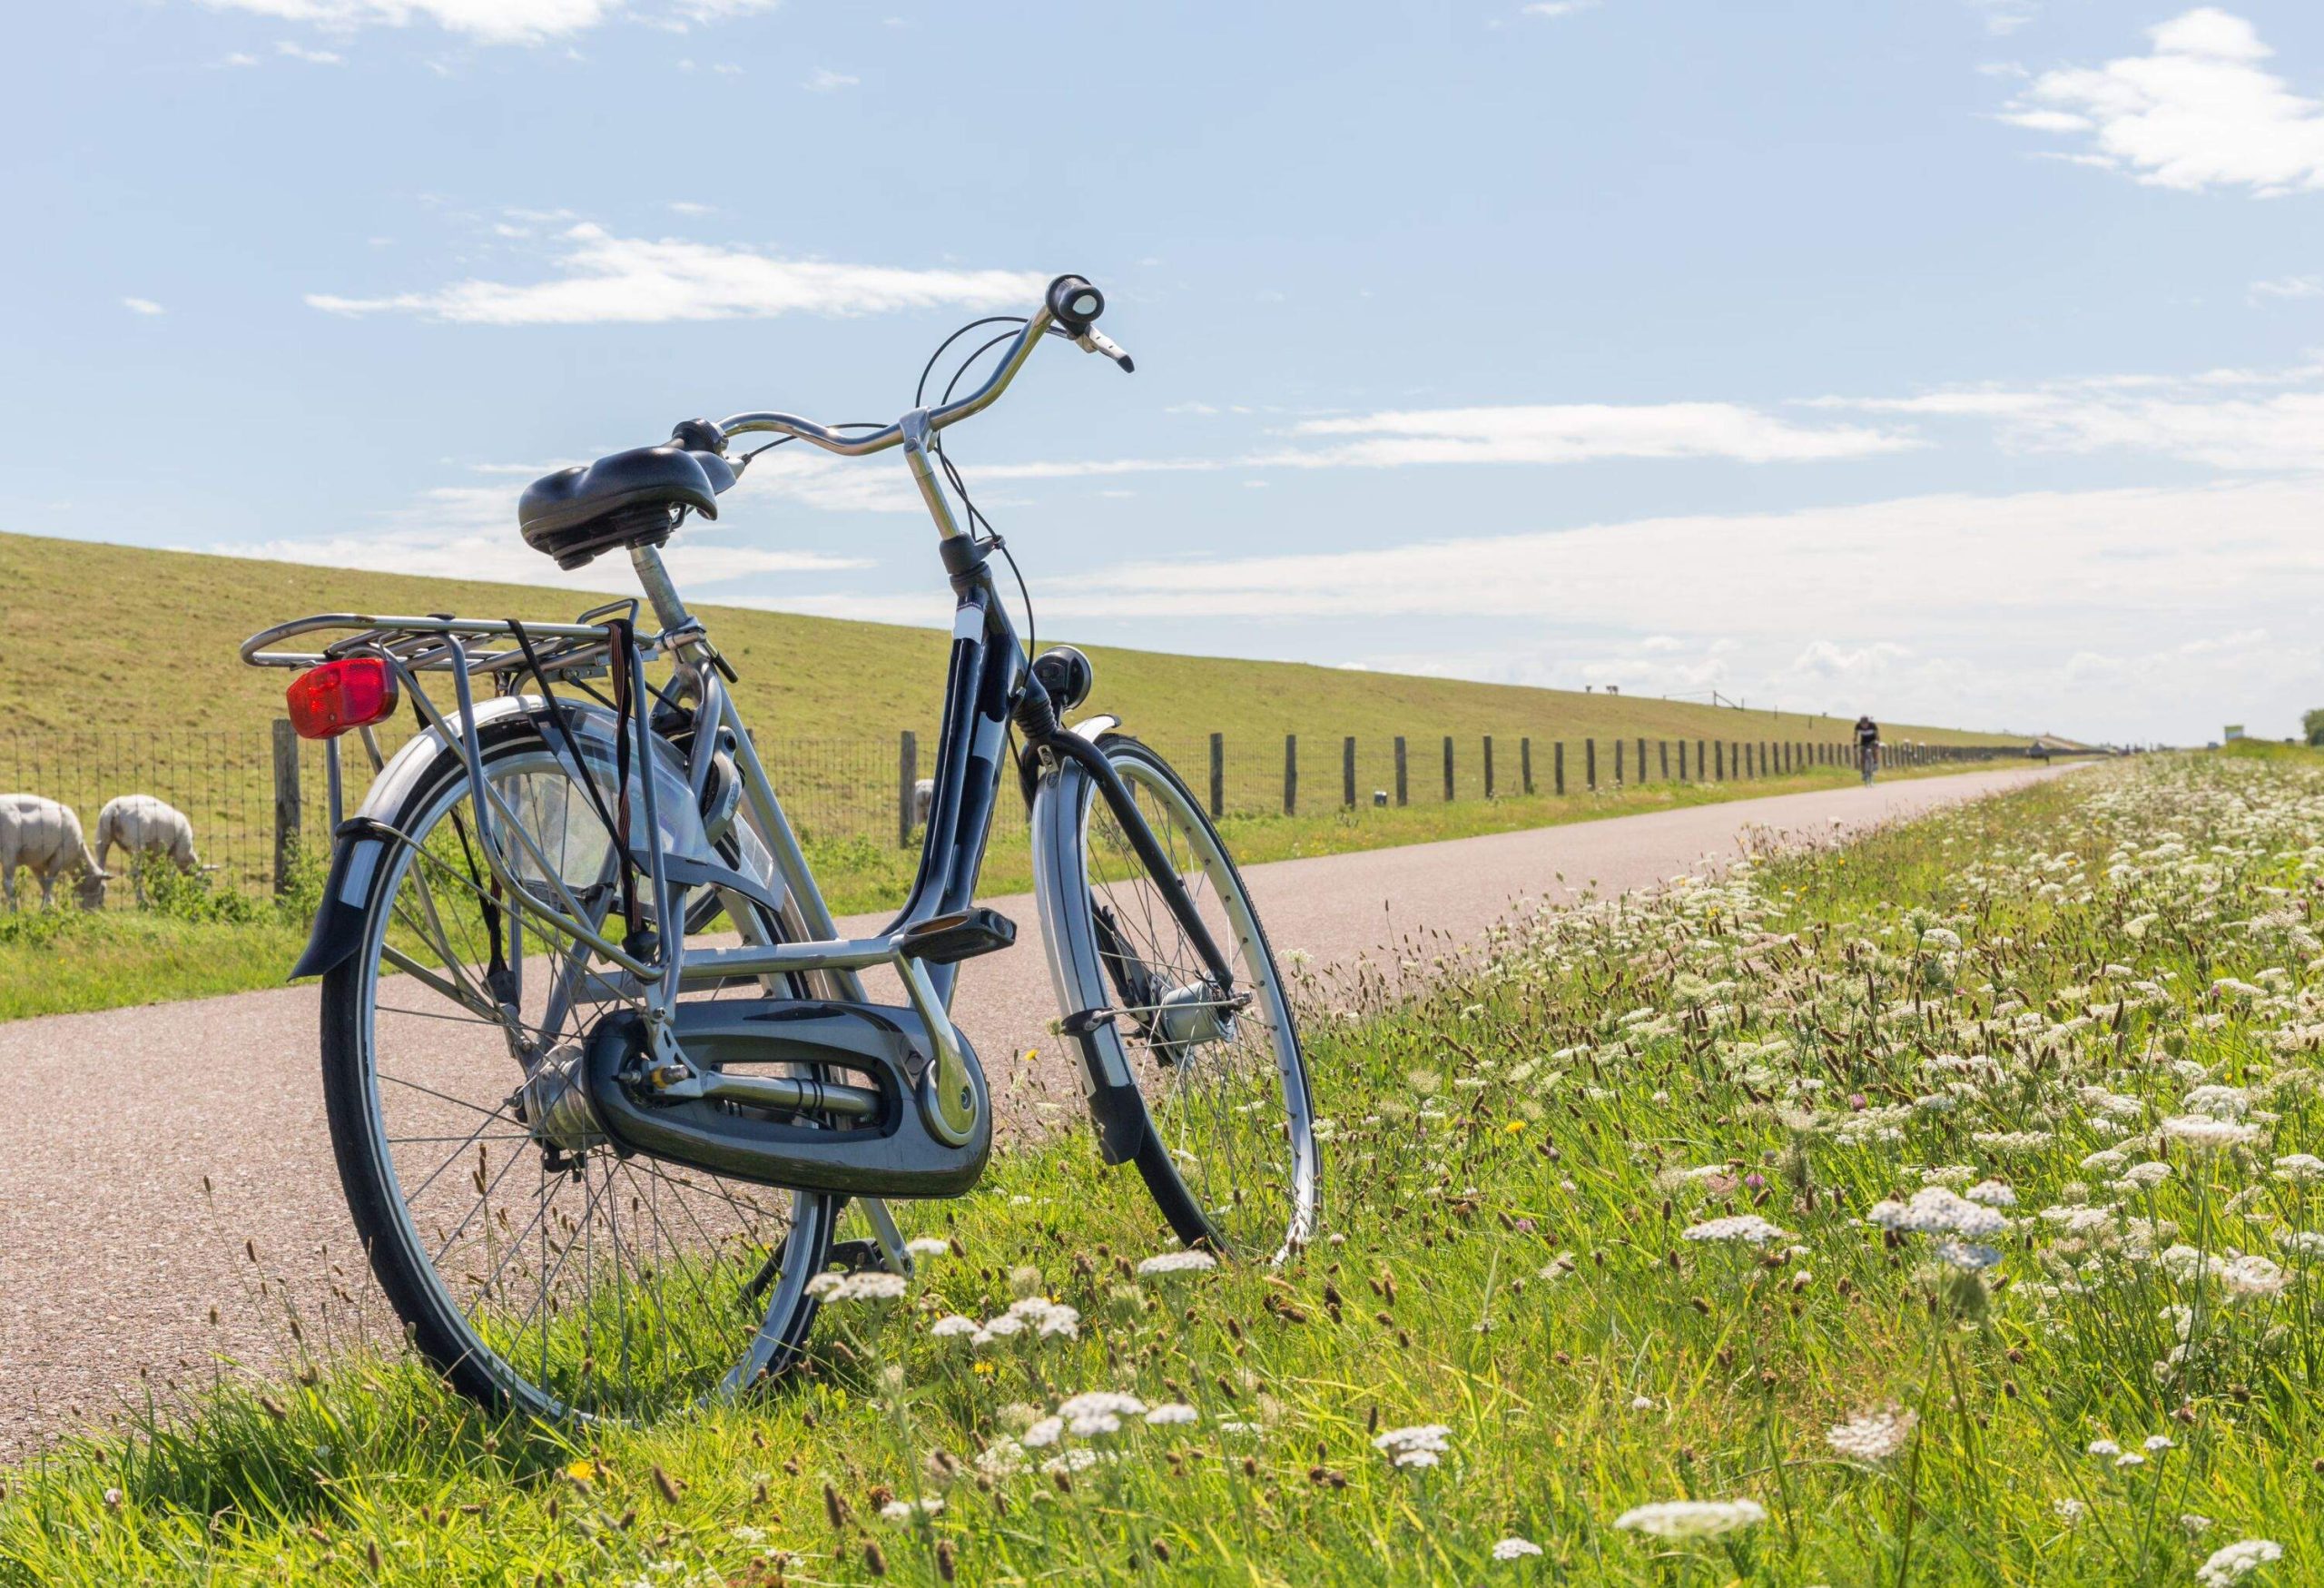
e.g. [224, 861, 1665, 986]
[0, 530, 2020, 748]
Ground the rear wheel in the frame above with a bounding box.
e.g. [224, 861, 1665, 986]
[1038, 736, 1318, 1261]
[320, 717, 838, 1421]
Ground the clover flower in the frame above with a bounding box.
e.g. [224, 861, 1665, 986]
[1612, 1498, 1767, 1539]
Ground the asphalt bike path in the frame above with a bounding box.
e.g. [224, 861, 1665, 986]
[0, 763, 2074, 1452]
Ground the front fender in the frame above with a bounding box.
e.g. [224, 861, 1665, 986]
[1028, 751, 1147, 1166]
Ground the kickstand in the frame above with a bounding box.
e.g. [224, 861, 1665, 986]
[858, 1197, 914, 1278]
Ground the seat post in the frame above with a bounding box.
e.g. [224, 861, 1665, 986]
[629, 543, 694, 637]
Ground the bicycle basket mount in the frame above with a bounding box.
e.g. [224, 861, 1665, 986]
[518, 420, 737, 570]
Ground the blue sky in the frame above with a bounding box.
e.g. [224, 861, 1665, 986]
[5, 1, 2323, 745]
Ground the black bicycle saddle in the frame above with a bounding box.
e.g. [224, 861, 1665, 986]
[518, 419, 737, 570]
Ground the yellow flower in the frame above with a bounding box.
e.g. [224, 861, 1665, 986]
[973, 1361, 996, 1376]
[563, 1460, 596, 1484]
[1503, 1119, 1524, 1135]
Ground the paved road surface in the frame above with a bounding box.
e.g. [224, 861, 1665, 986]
[0, 763, 2073, 1452]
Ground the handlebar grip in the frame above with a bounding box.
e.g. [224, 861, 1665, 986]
[1046, 274, 1105, 334]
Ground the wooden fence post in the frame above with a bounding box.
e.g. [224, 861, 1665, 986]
[1554, 741, 1566, 795]
[1284, 734, 1297, 815]
[271, 717, 301, 896]
[1343, 735, 1356, 809]
[897, 729, 918, 848]
[1715, 741, 1725, 781]
[1614, 737, 1625, 786]
[1483, 735, 1495, 798]
[1209, 732, 1224, 818]
[1697, 738, 1707, 781]
[1394, 735, 1408, 806]
[1586, 738, 1597, 790]
[1442, 735, 1454, 802]
[1659, 739, 1669, 781]
[1637, 737, 1646, 784]
[1521, 736, 1533, 794]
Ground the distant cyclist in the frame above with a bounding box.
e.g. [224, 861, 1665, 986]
[1855, 715, 1880, 784]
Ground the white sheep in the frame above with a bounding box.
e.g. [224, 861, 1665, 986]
[94, 794, 211, 903]
[0, 794, 109, 910]
[912, 777, 936, 825]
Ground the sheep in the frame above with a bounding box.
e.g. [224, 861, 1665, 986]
[0, 794, 109, 910]
[94, 794, 211, 903]
[912, 778, 936, 825]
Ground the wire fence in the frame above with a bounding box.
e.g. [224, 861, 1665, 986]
[2, 720, 2062, 910]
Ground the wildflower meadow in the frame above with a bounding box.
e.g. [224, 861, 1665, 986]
[3, 753, 2319, 1584]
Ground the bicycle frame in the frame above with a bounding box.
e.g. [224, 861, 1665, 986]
[243, 290, 1240, 1216]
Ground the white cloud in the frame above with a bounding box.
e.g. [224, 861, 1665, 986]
[1965, 0, 2036, 38]
[968, 478, 2324, 742]
[121, 297, 166, 316]
[191, 0, 774, 44]
[1272, 402, 1918, 467]
[2250, 274, 2324, 301]
[803, 66, 858, 91]
[276, 38, 343, 61]
[2002, 8, 2324, 194]
[306, 222, 1047, 324]
[1816, 358, 2324, 471]
[1523, 2, 1600, 16]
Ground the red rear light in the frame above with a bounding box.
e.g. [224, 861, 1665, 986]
[286, 656, 400, 740]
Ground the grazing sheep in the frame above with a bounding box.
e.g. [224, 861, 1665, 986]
[94, 794, 210, 903]
[912, 777, 936, 825]
[0, 794, 109, 910]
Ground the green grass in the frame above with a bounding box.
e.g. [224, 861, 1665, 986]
[5, 753, 2316, 1585]
[0, 529, 2028, 751]
[0, 758, 2004, 1021]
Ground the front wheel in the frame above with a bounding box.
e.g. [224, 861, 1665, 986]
[1034, 735, 1319, 1261]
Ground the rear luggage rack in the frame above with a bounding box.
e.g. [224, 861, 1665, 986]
[239, 602, 641, 680]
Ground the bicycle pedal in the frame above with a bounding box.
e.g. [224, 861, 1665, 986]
[897, 906, 1018, 964]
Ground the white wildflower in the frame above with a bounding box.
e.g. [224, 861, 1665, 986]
[1612, 1498, 1768, 1539]
[1680, 1214, 1792, 1246]
[1492, 1536, 1545, 1561]
[828, 1271, 909, 1304]
[1144, 1403, 1199, 1425]
[928, 1314, 980, 1339]
[1826, 1405, 1917, 1463]
[2162, 1115, 2262, 1152]
[1135, 1249, 1219, 1277]
[1374, 1424, 1452, 1469]
[904, 1237, 950, 1258]
[2196, 1539, 2283, 1588]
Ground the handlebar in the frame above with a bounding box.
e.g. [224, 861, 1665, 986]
[716, 273, 1129, 457]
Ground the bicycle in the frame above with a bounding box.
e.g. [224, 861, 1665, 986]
[241, 275, 1319, 1421]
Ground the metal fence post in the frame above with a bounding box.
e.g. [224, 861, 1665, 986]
[1394, 735, 1408, 806]
[1209, 732, 1224, 819]
[897, 729, 918, 848]
[1442, 735, 1454, 801]
[1284, 734, 1297, 815]
[1343, 735, 1356, 809]
[271, 718, 301, 896]
[1483, 735, 1495, 798]
[1521, 736, 1533, 795]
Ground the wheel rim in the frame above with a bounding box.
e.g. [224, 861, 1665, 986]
[351, 742, 831, 1419]
[1082, 751, 1317, 1261]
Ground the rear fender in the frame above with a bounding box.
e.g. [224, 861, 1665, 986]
[1028, 751, 1147, 1165]
[289, 818, 394, 980]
